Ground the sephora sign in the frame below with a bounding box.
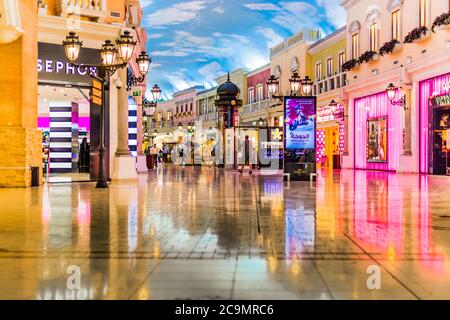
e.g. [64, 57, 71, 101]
[38, 42, 101, 86]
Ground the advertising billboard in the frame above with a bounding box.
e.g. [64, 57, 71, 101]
[285, 97, 316, 150]
[283, 97, 317, 181]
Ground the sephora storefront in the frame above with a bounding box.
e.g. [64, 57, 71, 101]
[420, 73, 450, 176]
[38, 42, 109, 181]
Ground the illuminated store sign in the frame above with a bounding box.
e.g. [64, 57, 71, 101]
[430, 94, 450, 108]
[317, 104, 344, 123]
[38, 42, 101, 86]
[38, 59, 97, 77]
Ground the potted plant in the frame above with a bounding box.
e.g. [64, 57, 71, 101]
[341, 59, 359, 72]
[379, 39, 401, 56]
[404, 26, 430, 43]
[432, 11, 450, 32]
[358, 51, 379, 64]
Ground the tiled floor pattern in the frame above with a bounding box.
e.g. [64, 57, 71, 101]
[0, 166, 449, 300]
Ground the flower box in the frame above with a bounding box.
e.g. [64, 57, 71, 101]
[359, 51, 379, 64]
[341, 58, 360, 72]
[432, 12, 450, 32]
[379, 40, 402, 56]
[404, 26, 430, 43]
[414, 30, 431, 42]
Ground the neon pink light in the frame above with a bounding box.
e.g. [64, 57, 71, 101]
[419, 73, 450, 174]
[78, 117, 90, 131]
[38, 117, 50, 129]
[316, 130, 325, 164]
[354, 91, 402, 171]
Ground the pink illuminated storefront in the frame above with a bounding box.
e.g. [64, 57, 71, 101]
[354, 91, 403, 172]
[316, 103, 345, 169]
[420, 73, 450, 176]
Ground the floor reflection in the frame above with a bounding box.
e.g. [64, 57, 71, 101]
[0, 166, 449, 299]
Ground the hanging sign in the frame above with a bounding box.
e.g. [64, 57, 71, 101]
[91, 78, 103, 106]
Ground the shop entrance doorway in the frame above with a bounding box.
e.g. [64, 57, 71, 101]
[38, 85, 91, 183]
[317, 125, 340, 169]
[431, 106, 450, 176]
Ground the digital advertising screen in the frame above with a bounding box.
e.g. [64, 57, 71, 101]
[284, 97, 316, 150]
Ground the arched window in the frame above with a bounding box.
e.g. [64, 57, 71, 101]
[348, 21, 361, 59]
[387, 0, 404, 41]
[366, 8, 381, 51]
[417, 0, 430, 28]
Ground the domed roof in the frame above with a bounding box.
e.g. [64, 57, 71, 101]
[217, 72, 240, 99]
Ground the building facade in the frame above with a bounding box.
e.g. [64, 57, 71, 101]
[240, 64, 271, 126]
[341, 0, 450, 175]
[196, 87, 218, 130]
[308, 27, 347, 169]
[268, 29, 319, 126]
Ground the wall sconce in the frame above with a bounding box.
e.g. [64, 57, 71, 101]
[386, 83, 407, 110]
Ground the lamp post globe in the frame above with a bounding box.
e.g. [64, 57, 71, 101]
[258, 117, 265, 127]
[151, 84, 162, 101]
[386, 83, 397, 101]
[301, 76, 313, 96]
[329, 100, 338, 107]
[267, 75, 279, 96]
[63, 32, 83, 63]
[116, 30, 136, 63]
[137, 51, 151, 76]
[289, 71, 301, 95]
[100, 40, 117, 67]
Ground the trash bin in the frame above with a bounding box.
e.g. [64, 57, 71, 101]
[31, 166, 39, 187]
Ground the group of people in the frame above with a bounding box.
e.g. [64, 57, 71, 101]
[145, 144, 170, 168]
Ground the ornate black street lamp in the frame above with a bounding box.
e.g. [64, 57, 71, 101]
[386, 83, 407, 110]
[63, 31, 151, 188]
[289, 71, 302, 95]
[267, 72, 314, 100]
[151, 84, 162, 101]
[301, 76, 314, 96]
[258, 117, 265, 127]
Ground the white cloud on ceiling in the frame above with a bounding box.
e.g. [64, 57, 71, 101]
[146, 1, 208, 26]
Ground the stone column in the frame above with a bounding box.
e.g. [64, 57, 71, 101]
[115, 68, 130, 156]
[341, 98, 349, 156]
[112, 68, 137, 180]
[136, 86, 147, 173]
[0, 0, 41, 187]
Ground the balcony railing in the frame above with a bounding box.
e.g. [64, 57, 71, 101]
[55, 0, 107, 22]
[197, 113, 217, 122]
[313, 72, 346, 96]
[241, 99, 270, 115]
[149, 120, 174, 129]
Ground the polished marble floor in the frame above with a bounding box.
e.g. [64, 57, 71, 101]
[0, 166, 449, 300]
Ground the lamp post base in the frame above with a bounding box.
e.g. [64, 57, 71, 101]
[96, 180, 108, 189]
